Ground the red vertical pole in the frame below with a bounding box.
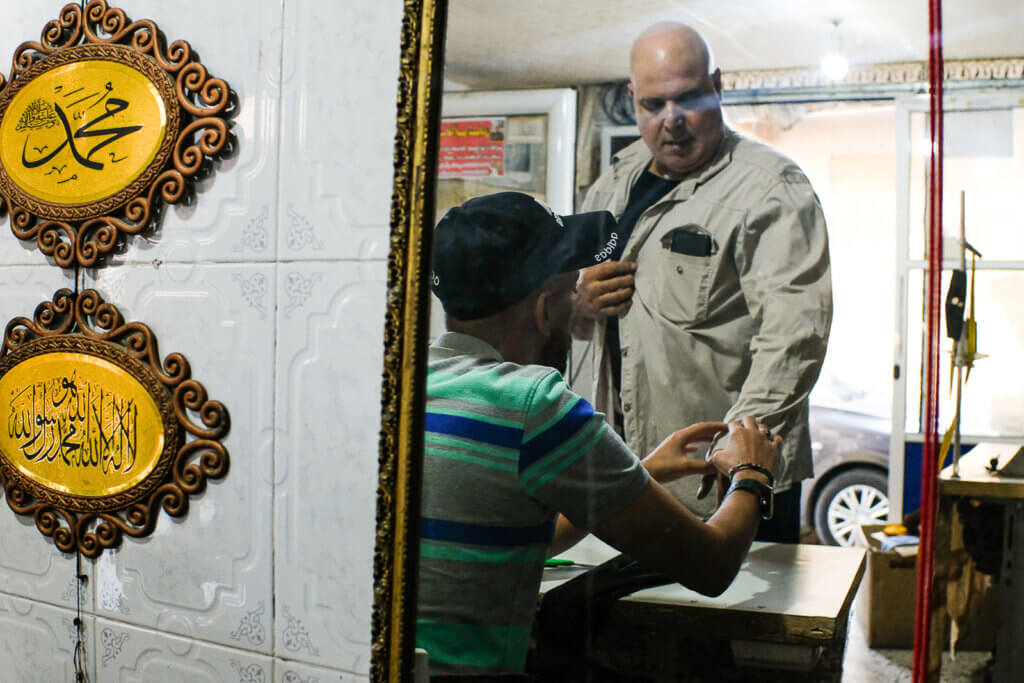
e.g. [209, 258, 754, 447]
[912, 0, 943, 680]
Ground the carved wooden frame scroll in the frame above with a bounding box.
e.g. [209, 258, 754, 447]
[0, 0, 235, 268]
[371, 0, 448, 680]
[0, 289, 230, 558]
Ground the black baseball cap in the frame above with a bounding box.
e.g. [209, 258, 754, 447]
[431, 192, 619, 320]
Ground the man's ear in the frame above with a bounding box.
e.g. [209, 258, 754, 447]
[627, 81, 635, 99]
[532, 290, 553, 338]
[711, 68, 723, 97]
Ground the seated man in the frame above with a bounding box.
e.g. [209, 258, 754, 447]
[417, 192, 780, 676]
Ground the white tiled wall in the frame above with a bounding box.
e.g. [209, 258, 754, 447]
[0, 1, 403, 680]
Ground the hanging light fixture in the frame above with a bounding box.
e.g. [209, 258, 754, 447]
[821, 20, 849, 81]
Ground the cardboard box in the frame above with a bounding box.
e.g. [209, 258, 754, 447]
[854, 524, 919, 648]
[853, 524, 997, 650]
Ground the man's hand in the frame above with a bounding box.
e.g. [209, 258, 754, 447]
[574, 260, 637, 320]
[708, 416, 781, 482]
[641, 421, 728, 483]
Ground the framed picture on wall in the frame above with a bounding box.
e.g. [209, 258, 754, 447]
[436, 89, 577, 218]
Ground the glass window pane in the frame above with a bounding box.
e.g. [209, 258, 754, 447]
[729, 102, 897, 418]
[906, 268, 1024, 437]
[909, 103, 1024, 261]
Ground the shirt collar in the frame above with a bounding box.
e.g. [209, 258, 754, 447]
[432, 331, 504, 362]
[614, 126, 738, 195]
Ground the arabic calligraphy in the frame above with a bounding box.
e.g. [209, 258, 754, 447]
[0, 58, 168, 206]
[8, 372, 138, 474]
[0, 351, 166, 498]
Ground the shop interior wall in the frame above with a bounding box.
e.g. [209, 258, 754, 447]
[0, 1, 403, 681]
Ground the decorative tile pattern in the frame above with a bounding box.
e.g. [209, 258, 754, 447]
[236, 272, 271, 317]
[286, 205, 325, 252]
[231, 601, 268, 647]
[101, 625, 130, 666]
[283, 271, 322, 319]
[95, 617, 272, 683]
[234, 206, 272, 255]
[281, 605, 320, 657]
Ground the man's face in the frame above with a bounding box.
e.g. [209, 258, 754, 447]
[537, 271, 577, 375]
[630, 63, 724, 180]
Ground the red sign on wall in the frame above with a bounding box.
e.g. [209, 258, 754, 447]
[438, 117, 506, 179]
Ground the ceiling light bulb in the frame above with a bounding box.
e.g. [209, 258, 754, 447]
[821, 53, 849, 80]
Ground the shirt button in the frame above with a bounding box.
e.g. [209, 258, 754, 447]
[624, 402, 632, 412]
[622, 348, 629, 358]
[676, 265, 684, 274]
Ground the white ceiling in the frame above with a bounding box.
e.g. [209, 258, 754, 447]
[444, 0, 1024, 90]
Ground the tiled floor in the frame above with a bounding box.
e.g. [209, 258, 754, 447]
[842, 603, 993, 682]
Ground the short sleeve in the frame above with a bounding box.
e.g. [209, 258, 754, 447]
[518, 370, 649, 530]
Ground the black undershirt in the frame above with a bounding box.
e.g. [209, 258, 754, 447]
[607, 169, 680, 393]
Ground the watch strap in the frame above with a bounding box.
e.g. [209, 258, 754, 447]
[726, 477, 774, 520]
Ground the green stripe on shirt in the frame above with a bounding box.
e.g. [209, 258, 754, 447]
[416, 621, 532, 672]
[425, 432, 518, 462]
[420, 542, 548, 565]
[519, 417, 601, 489]
[425, 444, 518, 473]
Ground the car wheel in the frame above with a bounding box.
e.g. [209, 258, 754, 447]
[813, 468, 889, 547]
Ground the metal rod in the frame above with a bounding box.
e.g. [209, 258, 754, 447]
[952, 365, 962, 478]
[951, 190, 966, 479]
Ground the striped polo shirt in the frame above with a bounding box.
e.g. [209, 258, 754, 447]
[416, 332, 649, 675]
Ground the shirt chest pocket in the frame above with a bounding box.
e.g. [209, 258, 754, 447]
[635, 226, 715, 324]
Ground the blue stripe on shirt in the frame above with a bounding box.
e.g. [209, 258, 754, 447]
[421, 516, 555, 547]
[424, 412, 522, 449]
[519, 397, 595, 473]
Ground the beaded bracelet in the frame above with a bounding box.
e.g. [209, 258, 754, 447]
[728, 463, 775, 488]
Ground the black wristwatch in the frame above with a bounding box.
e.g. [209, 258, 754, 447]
[726, 477, 774, 520]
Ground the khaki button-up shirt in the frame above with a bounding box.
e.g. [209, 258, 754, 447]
[579, 129, 832, 508]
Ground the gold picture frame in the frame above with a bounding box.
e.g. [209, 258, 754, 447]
[372, 0, 448, 680]
[0, 288, 230, 558]
[0, 0, 236, 268]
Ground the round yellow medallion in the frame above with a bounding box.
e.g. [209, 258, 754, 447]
[0, 351, 167, 498]
[0, 57, 168, 206]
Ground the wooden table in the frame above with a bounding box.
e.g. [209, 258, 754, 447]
[537, 541, 866, 682]
[928, 443, 1024, 682]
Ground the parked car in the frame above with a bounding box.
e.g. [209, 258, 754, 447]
[801, 406, 891, 546]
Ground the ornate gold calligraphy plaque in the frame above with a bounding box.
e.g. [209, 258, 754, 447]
[0, 0, 235, 268]
[0, 350, 168, 499]
[0, 51, 171, 207]
[0, 289, 230, 558]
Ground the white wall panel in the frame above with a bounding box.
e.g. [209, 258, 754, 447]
[0, 593, 95, 683]
[273, 261, 386, 674]
[104, 0, 285, 265]
[96, 617, 272, 683]
[84, 263, 276, 654]
[1, 0, 404, 674]
[277, 1, 403, 261]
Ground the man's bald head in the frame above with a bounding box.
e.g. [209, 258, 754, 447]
[627, 22, 724, 180]
[630, 22, 714, 82]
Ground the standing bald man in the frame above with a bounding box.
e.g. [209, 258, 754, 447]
[574, 22, 832, 542]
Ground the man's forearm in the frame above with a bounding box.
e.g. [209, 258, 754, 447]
[594, 479, 763, 597]
[548, 514, 589, 557]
